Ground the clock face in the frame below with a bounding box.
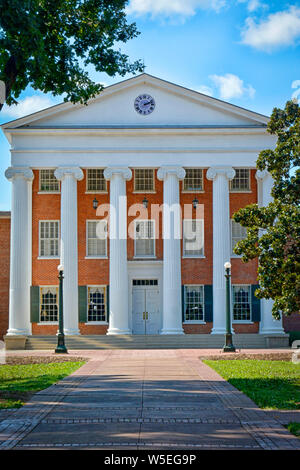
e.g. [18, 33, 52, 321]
[134, 94, 155, 115]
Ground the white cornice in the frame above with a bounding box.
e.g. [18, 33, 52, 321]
[11, 147, 267, 154]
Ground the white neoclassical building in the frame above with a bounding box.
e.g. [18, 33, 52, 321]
[1, 74, 287, 347]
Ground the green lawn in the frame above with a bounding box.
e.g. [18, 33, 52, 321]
[0, 361, 85, 409]
[203, 360, 300, 410]
[287, 422, 300, 438]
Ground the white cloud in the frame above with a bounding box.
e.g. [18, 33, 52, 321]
[241, 6, 300, 51]
[209, 73, 255, 100]
[197, 85, 213, 96]
[3, 95, 55, 119]
[127, 0, 226, 17]
[237, 0, 265, 12]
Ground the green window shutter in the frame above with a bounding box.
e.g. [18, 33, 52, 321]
[181, 285, 185, 322]
[204, 285, 213, 323]
[78, 286, 87, 323]
[251, 284, 261, 322]
[30, 286, 40, 323]
[106, 285, 109, 322]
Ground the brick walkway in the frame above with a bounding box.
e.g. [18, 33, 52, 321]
[0, 349, 299, 450]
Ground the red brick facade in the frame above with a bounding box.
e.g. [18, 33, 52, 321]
[0, 214, 10, 339]
[1, 169, 298, 338]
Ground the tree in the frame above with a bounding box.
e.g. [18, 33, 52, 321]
[233, 100, 300, 319]
[0, 0, 144, 108]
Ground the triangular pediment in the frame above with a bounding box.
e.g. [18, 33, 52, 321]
[2, 74, 268, 130]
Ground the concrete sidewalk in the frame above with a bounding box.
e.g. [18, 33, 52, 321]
[0, 349, 299, 450]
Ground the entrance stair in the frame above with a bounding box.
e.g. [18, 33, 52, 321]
[25, 334, 289, 350]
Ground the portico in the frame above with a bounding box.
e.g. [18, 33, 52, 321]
[2, 73, 287, 343]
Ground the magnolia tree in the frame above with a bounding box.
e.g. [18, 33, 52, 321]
[233, 100, 300, 319]
[0, 0, 144, 108]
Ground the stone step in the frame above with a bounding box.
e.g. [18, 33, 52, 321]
[23, 334, 283, 350]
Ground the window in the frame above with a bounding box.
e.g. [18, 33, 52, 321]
[230, 169, 250, 191]
[40, 287, 58, 322]
[88, 286, 106, 322]
[184, 286, 204, 322]
[133, 279, 158, 286]
[231, 220, 247, 255]
[134, 169, 155, 192]
[135, 220, 155, 257]
[39, 169, 60, 192]
[232, 285, 251, 321]
[39, 221, 59, 257]
[183, 169, 203, 191]
[86, 169, 107, 192]
[183, 219, 204, 257]
[87, 220, 107, 257]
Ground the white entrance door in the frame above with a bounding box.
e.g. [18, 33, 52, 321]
[132, 281, 160, 335]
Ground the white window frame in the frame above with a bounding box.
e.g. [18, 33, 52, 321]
[182, 168, 204, 193]
[38, 169, 60, 193]
[38, 220, 60, 259]
[183, 285, 205, 323]
[86, 220, 108, 258]
[183, 219, 204, 258]
[134, 219, 156, 258]
[86, 168, 107, 193]
[133, 168, 155, 193]
[232, 284, 252, 323]
[229, 168, 251, 192]
[38, 286, 59, 324]
[86, 285, 108, 324]
[231, 219, 247, 257]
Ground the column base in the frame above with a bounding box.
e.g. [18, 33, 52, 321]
[64, 328, 80, 336]
[259, 327, 285, 335]
[160, 328, 184, 335]
[6, 328, 31, 336]
[211, 327, 226, 335]
[107, 328, 132, 335]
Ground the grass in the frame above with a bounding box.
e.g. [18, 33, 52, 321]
[0, 361, 85, 409]
[203, 360, 300, 410]
[287, 422, 300, 438]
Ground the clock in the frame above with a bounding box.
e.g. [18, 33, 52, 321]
[134, 94, 155, 115]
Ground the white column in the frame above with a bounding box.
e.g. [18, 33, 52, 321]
[157, 166, 185, 335]
[104, 167, 132, 335]
[207, 166, 235, 334]
[54, 167, 83, 335]
[5, 167, 34, 335]
[256, 170, 284, 334]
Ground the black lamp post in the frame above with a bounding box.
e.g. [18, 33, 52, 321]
[55, 264, 68, 354]
[223, 261, 235, 353]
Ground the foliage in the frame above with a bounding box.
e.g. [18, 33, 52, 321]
[204, 359, 300, 410]
[0, 0, 144, 105]
[287, 422, 300, 438]
[0, 361, 84, 408]
[233, 100, 300, 318]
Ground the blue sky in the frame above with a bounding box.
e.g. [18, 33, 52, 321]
[1, 0, 299, 210]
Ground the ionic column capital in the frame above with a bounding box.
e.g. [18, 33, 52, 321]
[206, 166, 235, 181]
[54, 166, 84, 181]
[5, 167, 34, 182]
[157, 166, 186, 181]
[255, 169, 269, 181]
[104, 166, 132, 181]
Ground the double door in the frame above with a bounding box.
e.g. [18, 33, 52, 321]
[132, 281, 160, 335]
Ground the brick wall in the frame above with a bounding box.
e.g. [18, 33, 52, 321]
[0, 216, 10, 339]
[283, 313, 300, 332]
